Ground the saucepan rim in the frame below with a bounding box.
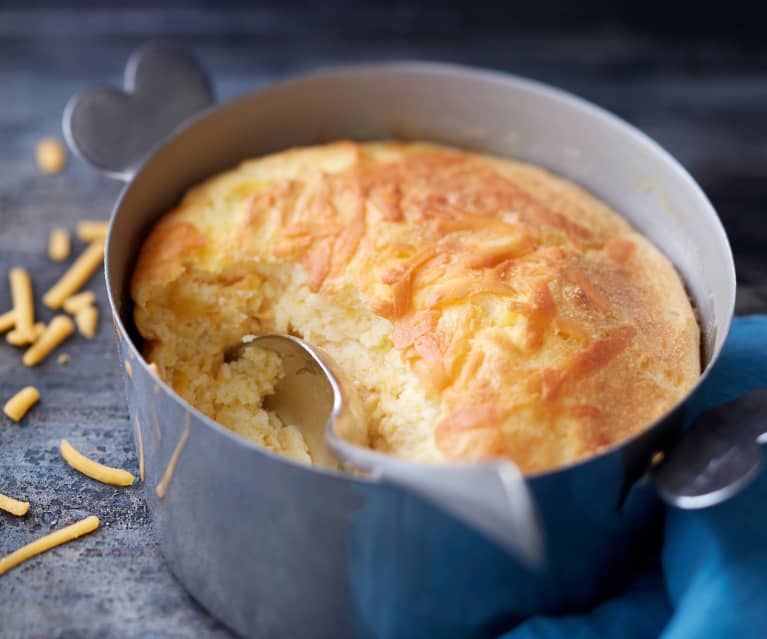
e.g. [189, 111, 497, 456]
[103, 60, 736, 483]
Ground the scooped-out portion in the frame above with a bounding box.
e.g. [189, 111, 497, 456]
[130, 141, 700, 474]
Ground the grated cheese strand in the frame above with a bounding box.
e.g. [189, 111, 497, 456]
[35, 138, 67, 175]
[0, 515, 99, 576]
[22, 315, 74, 366]
[0, 492, 30, 517]
[48, 228, 71, 262]
[60, 439, 135, 486]
[7, 322, 45, 346]
[9, 268, 35, 344]
[3, 386, 40, 422]
[75, 305, 98, 339]
[6, 330, 27, 346]
[76, 221, 109, 243]
[0, 309, 15, 333]
[42, 241, 104, 310]
[62, 291, 95, 315]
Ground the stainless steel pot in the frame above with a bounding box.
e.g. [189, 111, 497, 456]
[64, 44, 736, 639]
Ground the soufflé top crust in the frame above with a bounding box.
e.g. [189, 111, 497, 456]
[131, 141, 700, 473]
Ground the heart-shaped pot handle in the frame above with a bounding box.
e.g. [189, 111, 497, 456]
[63, 42, 215, 182]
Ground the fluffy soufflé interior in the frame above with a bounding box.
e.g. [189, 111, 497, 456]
[131, 141, 700, 473]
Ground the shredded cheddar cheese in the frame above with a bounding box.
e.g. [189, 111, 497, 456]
[9, 267, 36, 344]
[62, 290, 95, 314]
[48, 228, 71, 262]
[3, 386, 40, 422]
[0, 309, 15, 333]
[35, 138, 67, 175]
[0, 492, 30, 517]
[6, 330, 27, 346]
[76, 220, 109, 243]
[42, 241, 104, 309]
[22, 315, 74, 366]
[7, 322, 45, 346]
[74, 305, 98, 339]
[60, 439, 135, 486]
[0, 515, 99, 576]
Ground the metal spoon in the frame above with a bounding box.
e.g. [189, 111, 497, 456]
[238, 333, 543, 567]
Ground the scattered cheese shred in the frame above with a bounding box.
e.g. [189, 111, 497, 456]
[57, 353, 70, 365]
[9, 268, 36, 345]
[23, 315, 74, 366]
[34, 322, 46, 339]
[48, 228, 71, 262]
[0, 515, 99, 576]
[0, 309, 15, 333]
[6, 330, 27, 346]
[75, 305, 98, 339]
[35, 138, 67, 175]
[62, 291, 95, 315]
[76, 221, 109, 243]
[3, 386, 40, 422]
[7, 322, 45, 346]
[42, 241, 104, 310]
[60, 439, 135, 486]
[0, 492, 30, 517]
[124, 359, 133, 379]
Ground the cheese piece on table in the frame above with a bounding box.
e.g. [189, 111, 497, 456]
[22, 315, 74, 366]
[62, 291, 95, 314]
[74, 305, 98, 339]
[48, 228, 71, 261]
[35, 138, 67, 175]
[42, 242, 104, 310]
[59, 439, 135, 486]
[0, 492, 30, 517]
[9, 268, 35, 344]
[76, 220, 108, 243]
[3, 386, 40, 422]
[0, 516, 99, 576]
[0, 309, 15, 333]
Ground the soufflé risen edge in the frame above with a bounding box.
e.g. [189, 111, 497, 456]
[130, 141, 700, 474]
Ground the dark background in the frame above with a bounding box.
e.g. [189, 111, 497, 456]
[0, 2, 765, 637]
[2, 0, 765, 307]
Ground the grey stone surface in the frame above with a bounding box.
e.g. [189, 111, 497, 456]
[0, 3, 765, 638]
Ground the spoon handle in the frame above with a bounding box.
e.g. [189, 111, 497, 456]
[654, 387, 767, 509]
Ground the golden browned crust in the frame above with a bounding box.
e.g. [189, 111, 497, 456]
[131, 141, 700, 473]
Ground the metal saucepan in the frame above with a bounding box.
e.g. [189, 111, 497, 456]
[64, 43, 744, 638]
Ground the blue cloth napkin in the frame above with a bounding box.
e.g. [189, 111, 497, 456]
[503, 315, 767, 639]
